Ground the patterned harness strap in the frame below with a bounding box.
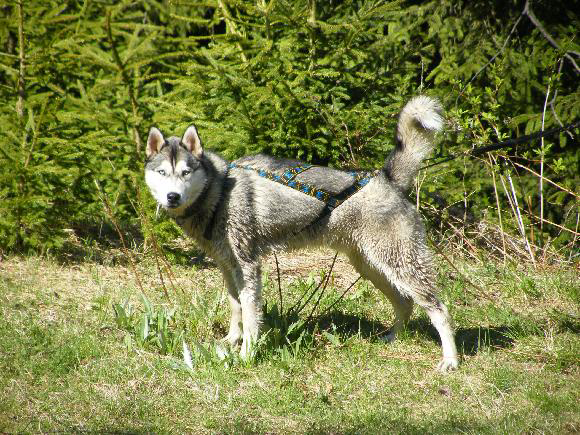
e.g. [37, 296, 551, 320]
[228, 162, 378, 211]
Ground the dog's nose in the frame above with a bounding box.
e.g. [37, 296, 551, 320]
[167, 192, 181, 204]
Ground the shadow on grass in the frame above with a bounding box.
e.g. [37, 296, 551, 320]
[455, 326, 515, 355]
[312, 311, 518, 356]
[315, 311, 387, 339]
[206, 413, 490, 435]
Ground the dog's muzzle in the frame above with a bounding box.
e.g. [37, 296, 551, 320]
[167, 192, 181, 208]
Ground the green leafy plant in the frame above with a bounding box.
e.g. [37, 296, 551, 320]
[113, 293, 183, 356]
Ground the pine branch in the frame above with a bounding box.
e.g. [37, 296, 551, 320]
[105, 8, 142, 153]
[217, 0, 248, 63]
[16, 0, 25, 121]
[457, 12, 523, 101]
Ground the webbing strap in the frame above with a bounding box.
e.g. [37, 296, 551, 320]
[228, 162, 377, 210]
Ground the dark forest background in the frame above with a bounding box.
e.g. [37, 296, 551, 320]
[0, 0, 578, 264]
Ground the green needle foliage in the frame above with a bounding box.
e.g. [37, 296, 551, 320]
[0, 0, 578, 256]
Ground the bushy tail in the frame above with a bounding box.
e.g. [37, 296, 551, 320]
[383, 96, 443, 191]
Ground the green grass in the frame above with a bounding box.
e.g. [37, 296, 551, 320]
[0, 253, 578, 433]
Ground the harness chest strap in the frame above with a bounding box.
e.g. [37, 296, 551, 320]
[184, 162, 377, 241]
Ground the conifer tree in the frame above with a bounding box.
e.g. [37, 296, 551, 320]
[0, 0, 577, 253]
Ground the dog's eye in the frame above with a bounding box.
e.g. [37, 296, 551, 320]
[157, 169, 166, 176]
[182, 170, 191, 177]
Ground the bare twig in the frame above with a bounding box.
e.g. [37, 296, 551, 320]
[152, 242, 170, 299]
[488, 154, 507, 264]
[342, 121, 357, 165]
[506, 172, 536, 265]
[539, 75, 552, 243]
[548, 59, 574, 140]
[274, 252, 283, 312]
[94, 179, 145, 294]
[457, 12, 523, 101]
[570, 211, 579, 262]
[498, 173, 517, 219]
[523, 0, 580, 73]
[528, 215, 580, 237]
[288, 278, 316, 315]
[130, 186, 175, 300]
[456, 0, 579, 106]
[415, 170, 427, 212]
[511, 161, 579, 199]
[423, 121, 580, 170]
[447, 221, 480, 261]
[290, 252, 337, 316]
[475, 224, 517, 262]
[462, 156, 468, 227]
[525, 194, 535, 247]
[313, 275, 362, 322]
[304, 252, 338, 325]
[496, 170, 535, 263]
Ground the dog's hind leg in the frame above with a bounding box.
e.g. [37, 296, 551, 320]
[393, 274, 458, 371]
[380, 290, 413, 343]
[420, 296, 458, 372]
[350, 247, 459, 371]
[347, 252, 413, 342]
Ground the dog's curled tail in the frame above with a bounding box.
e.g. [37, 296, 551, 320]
[383, 96, 443, 191]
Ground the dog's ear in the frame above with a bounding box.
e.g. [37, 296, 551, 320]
[146, 127, 165, 157]
[181, 125, 203, 159]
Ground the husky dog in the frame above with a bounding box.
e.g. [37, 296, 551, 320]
[144, 96, 459, 371]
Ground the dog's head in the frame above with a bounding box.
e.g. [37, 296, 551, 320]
[144, 125, 207, 215]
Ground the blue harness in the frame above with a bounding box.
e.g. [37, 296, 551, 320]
[197, 162, 379, 241]
[228, 162, 378, 211]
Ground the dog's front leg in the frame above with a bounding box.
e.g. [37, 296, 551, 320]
[221, 270, 243, 346]
[237, 262, 263, 360]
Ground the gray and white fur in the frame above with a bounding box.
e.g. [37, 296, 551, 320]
[144, 96, 459, 371]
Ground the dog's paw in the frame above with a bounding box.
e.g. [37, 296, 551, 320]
[215, 343, 233, 361]
[239, 341, 256, 362]
[239, 332, 260, 362]
[222, 332, 242, 346]
[436, 357, 459, 372]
